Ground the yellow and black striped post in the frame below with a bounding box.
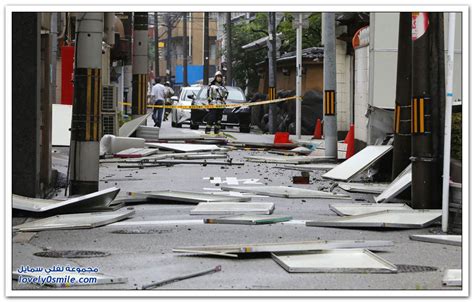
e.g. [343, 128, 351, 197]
[323, 90, 336, 116]
[132, 73, 148, 116]
[267, 87, 276, 103]
[411, 96, 430, 135]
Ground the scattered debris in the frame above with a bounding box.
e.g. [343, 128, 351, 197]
[100, 135, 146, 154]
[289, 146, 312, 154]
[245, 155, 333, 164]
[118, 159, 244, 169]
[322, 145, 393, 181]
[119, 113, 150, 137]
[204, 215, 292, 225]
[203, 177, 262, 185]
[13, 187, 120, 213]
[442, 269, 461, 286]
[292, 173, 310, 184]
[374, 164, 412, 203]
[172, 240, 394, 257]
[306, 210, 442, 229]
[409, 234, 461, 246]
[146, 142, 222, 153]
[13, 209, 135, 232]
[273, 163, 338, 172]
[12, 232, 37, 243]
[220, 186, 350, 199]
[13, 271, 127, 287]
[127, 190, 251, 204]
[271, 249, 397, 273]
[190, 202, 275, 215]
[136, 125, 160, 140]
[338, 182, 389, 194]
[114, 148, 158, 158]
[395, 264, 438, 273]
[33, 250, 111, 258]
[142, 265, 222, 290]
[329, 203, 413, 216]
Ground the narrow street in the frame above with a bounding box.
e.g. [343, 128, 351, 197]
[12, 115, 461, 290]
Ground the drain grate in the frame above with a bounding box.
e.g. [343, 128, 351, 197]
[34, 250, 110, 258]
[110, 229, 172, 235]
[395, 264, 438, 273]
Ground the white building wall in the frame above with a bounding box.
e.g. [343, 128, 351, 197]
[354, 45, 369, 143]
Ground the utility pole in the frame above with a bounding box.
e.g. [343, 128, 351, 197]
[123, 12, 133, 115]
[69, 13, 104, 195]
[267, 12, 277, 134]
[392, 12, 413, 179]
[203, 12, 210, 85]
[295, 13, 303, 139]
[322, 12, 337, 158]
[132, 12, 149, 119]
[226, 12, 233, 85]
[154, 12, 159, 79]
[166, 14, 172, 82]
[183, 12, 188, 86]
[411, 12, 445, 209]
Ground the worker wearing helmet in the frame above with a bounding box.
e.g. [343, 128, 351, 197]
[205, 71, 228, 134]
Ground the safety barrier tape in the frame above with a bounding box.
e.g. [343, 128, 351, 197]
[119, 96, 300, 110]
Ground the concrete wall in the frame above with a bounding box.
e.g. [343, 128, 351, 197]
[354, 45, 369, 144]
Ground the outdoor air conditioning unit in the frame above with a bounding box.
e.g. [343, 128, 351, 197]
[101, 112, 118, 136]
[102, 85, 118, 112]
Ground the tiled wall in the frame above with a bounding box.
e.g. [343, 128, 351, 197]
[354, 46, 369, 143]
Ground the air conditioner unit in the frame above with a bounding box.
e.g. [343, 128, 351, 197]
[102, 85, 118, 112]
[101, 112, 118, 137]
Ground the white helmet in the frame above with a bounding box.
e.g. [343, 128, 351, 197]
[214, 71, 223, 77]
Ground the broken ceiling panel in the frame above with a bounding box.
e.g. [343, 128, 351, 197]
[329, 203, 413, 216]
[306, 210, 442, 229]
[274, 163, 338, 172]
[442, 269, 462, 287]
[146, 143, 222, 153]
[322, 145, 393, 181]
[13, 209, 135, 232]
[244, 155, 333, 164]
[409, 234, 461, 247]
[127, 190, 251, 204]
[114, 148, 158, 158]
[338, 182, 389, 194]
[220, 186, 350, 199]
[173, 240, 394, 256]
[118, 113, 150, 137]
[12, 187, 120, 213]
[190, 202, 275, 215]
[374, 164, 412, 203]
[272, 249, 398, 273]
[203, 215, 292, 225]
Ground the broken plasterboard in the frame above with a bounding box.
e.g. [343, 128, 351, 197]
[190, 202, 275, 215]
[13, 209, 135, 232]
[409, 234, 461, 247]
[128, 190, 251, 204]
[271, 249, 397, 273]
[274, 163, 338, 172]
[203, 177, 262, 185]
[146, 143, 222, 153]
[374, 164, 412, 203]
[204, 215, 292, 225]
[329, 203, 413, 216]
[12, 187, 120, 213]
[114, 148, 158, 158]
[244, 155, 333, 164]
[12, 271, 127, 287]
[306, 210, 442, 229]
[173, 240, 394, 257]
[202, 188, 268, 198]
[220, 186, 350, 199]
[136, 125, 160, 140]
[52, 104, 72, 146]
[338, 182, 389, 194]
[442, 269, 461, 286]
[118, 113, 150, 137]
[322, 145, 393, 181]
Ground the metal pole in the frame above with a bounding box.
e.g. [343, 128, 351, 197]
[183, 12, 188, 86]
[442, 13, 456, 232]
[132, 12, 149, 118]
[295, 13, 303, 139]
[166, 14, 172, 82]
[154, 12, 159, 78]
[226, 12, 233, 85]
[123, 12, 133, 115]
[392, 13, 413, 179]
[267, 12, 277, 134]
[203, 12, 210, 85]
[69, 13, 104, 195]
[322, 12, 337, 158]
